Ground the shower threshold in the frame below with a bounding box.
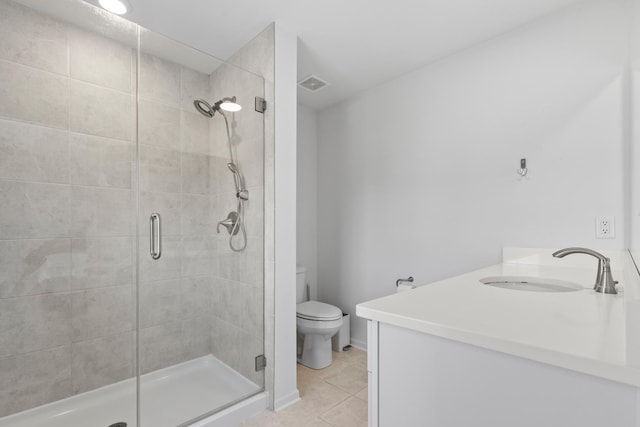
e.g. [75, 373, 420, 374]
[0, 355, 262, 427]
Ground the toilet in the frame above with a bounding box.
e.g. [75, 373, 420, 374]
[296, 265, 343, 369]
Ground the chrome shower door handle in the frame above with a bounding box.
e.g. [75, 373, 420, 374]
[150, 213, 161, 260]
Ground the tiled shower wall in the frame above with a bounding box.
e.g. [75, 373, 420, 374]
[0, 0, 266, 417]
[209, 63, 265, 386]
[136, 44, 214, 375]
[0, 1, 137, 416]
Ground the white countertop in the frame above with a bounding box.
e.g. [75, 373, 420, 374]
[356, 248, 640, 387]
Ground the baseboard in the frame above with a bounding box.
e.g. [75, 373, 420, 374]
[274, 389, 300, 411]
[350, 338, 367, 352]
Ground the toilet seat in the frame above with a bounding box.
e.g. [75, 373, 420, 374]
[296, 301, 342, 321]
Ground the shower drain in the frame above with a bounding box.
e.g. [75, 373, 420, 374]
[109, 423, 127, 427]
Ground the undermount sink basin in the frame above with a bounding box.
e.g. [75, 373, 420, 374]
[479, 276, 584, 293]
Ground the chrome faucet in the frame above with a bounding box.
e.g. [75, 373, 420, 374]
[552, 247, 618, 294]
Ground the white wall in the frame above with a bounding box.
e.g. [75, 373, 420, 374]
[631, 0, 640, 254]
[296, 105, 318, 299]
[273, 24, 300, 410]
[317, 0, 630, 348]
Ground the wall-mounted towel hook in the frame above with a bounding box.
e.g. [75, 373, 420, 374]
[517, 158, 528, 177]
[396, 276, 414, 287]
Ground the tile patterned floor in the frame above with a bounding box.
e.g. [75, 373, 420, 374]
[237, 348, 368, 427]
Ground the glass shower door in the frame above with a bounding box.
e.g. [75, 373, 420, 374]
[0, 1, 138, 426]
[137, 28, 265, 426]
[0, 1, 265, 425]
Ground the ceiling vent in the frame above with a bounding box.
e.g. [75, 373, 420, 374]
[298, 75, 329, 92]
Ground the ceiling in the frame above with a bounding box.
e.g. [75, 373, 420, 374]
[78, 0, 588, 110]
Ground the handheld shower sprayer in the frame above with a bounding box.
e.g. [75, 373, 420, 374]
[194, 95, 248, 252]
[227, 162, 248, 201]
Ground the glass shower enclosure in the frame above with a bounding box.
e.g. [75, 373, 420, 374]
[0, 1, 266, 426]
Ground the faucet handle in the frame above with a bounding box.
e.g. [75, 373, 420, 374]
[217, 211, 239, 235]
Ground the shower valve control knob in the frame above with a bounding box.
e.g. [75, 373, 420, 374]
[217, 211, 239, 236]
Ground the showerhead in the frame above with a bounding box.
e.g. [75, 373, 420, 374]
[193, 96, 241, 118]
[194, 99, 214, 117]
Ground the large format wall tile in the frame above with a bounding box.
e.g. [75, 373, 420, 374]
[0, 346, 71, 417]
[138, 100, 180, 150]
[139, 145, 181, 193]
[69, 26, 132, 93]
[71, 285, 132, 342]
[181, 237, 212, 277]
[0, 60, 68, 129]
[69, 133, 132, 189]
[139, 279, 181, 328]
[0, 180, 23, 239]
[0, 293, 71, 357]
[0, 119, 69, 184]
[139, 53, 180, 106]
[71, 331, 133, 394]
[70, 186, 132, 237]
[69, 80, 133, 141]
[181, 110, 209, 154]
[241, 284, 264, 339]
[0, 1, 68, 75]
[71, 237, 133, 289]
[139, 321, 182, 374]
[181, 152, 209, 194]
[181, 276, 211, 318]
[180, 67, 209, 111]
[210, 317, 242, 370]
[211, 276, 242, 327]
[0, 240, 19, 298]
[211, 236, 263, 290]
[22, 182, 71, 238]
[17, 239, 71, 296]
[181, 316, 210, 361]
[181, 194, 212, 237]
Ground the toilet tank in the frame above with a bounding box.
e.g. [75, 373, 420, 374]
[296, 265, 307, 304]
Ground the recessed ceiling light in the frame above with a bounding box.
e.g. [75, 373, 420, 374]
[98, 0, 130, 15]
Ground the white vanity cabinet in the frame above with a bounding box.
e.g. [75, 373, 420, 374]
[357, 249, 640, 427]
[366, 320, 639, 427]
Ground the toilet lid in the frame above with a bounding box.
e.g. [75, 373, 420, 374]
[296, 301, 342, 321]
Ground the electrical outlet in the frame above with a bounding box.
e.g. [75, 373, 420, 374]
[596, 216, 615, 239]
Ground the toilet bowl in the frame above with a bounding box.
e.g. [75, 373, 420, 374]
[296, 301, 343, 369]
[296, 266, 344, 369]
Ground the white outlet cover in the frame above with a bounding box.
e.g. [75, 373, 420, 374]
[596, 215, 615, 239]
